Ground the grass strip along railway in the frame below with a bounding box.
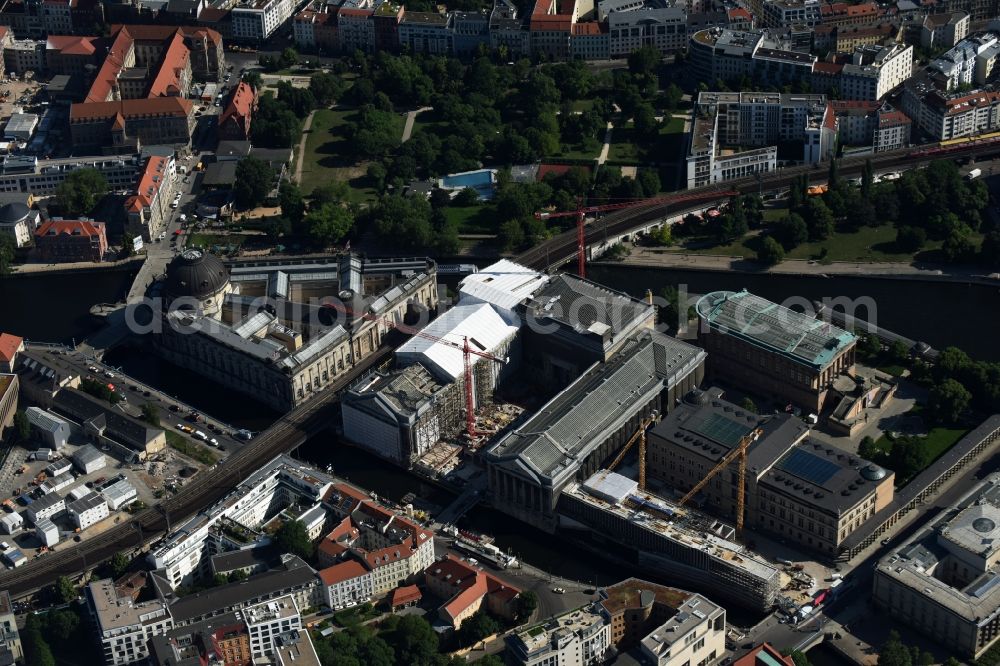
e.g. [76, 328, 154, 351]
[517, 140, 1000, 271]
[0, 344, 395, 599]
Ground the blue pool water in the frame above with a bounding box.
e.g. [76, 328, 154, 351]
[440, 169, 495, 199]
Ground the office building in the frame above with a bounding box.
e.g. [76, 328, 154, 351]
[902, 77, 1000, 141]
[694, 290, 857, 412]
[928, 32, 999, 90]
[69, 97, 195, 152]
[689, 28, 816, 88]
[686, 92, 835, 189]
[244, 596, 302, 660]
[231, 0, 297, 41]
[87, 578, 174, 666]
[921, 11, 970, 49]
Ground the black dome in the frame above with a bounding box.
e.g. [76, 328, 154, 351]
[165, 249, 229, 300]
[0, 203, 30, 225]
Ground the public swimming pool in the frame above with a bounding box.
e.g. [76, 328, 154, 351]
[439, 169, 496, 199]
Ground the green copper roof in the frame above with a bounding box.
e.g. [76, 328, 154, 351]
[695, 290, 856, 370]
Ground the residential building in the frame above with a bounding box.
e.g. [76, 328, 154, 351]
[319, 560, 374, 609]
[686, 92, 835, 189]
[0, 333, 22, 373]
[608, 7, 686, 58]
[873, 473, 1000, 659]
[148, 456, 333, 587]
[231, 0, 297, 42]
[125, 154, 176, 242]
[25, 406, 70, 448]
[147, 613, 252, 666]
[0, 592, 22, 665]
[689, 28, 814, 92]
[874, 103, 912, 151]
[837, 42, 913, 101]
[902, 78, 1000, 141]
[921, 11, 969, 49]
[424, 554, 521, 629]
[761, 0, 822, 28]
[67, 492, 110, 529]
[694, 290, 857, 412]
[210, 547, 281, 579]
[928, 32, 998, 90]
[0, 155, 142, 196]
[399, 10, 452, 54]
[218, 80, 256, 141]
[244, 596, 302, 660]
[317, 482, 435, 595]
[0, 373, 16, 443]
[33, 219, 107, 262]
[53, 388, 167, 459]
[486, 330, 705, 531]
[452, 10, 490, 55]
[530, 0, 573, 60]
[571, 22, 609, 60]
[87, 578, 173, 666]
[69, 97, 195, 152]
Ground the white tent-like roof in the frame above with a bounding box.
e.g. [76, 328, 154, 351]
[458, 259, 548, 324]
[396, 303, 517, 381]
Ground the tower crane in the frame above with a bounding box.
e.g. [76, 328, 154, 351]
[321, 301, 507, 440]
[606, 414, 658, 490]
[676, 427, 763, 537]
[534, 190, 739, 279]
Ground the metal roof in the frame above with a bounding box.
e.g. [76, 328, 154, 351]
[458, 259, 549, 322]
[696, 290, 856, 370]
[396, 303, 517, 381]
[25, 406, 69, 433]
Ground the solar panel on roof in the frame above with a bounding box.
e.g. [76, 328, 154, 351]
[778, 448, 840, 486]
[687, 412, 753, 447]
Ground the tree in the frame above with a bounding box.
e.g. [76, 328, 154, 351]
[787, 651, 811, 666]
[352, 107, 401, 159]
[373, 195, 432, 249]
[664, 83, 683, 111]
[277, 81, 316, 118]
[889, 339, 910, 363]
[804, 198, 834, 241]
[384, 614, 439, 666]
[499, 218, 525, 251]
[305, 204, 353, 247]
[861, 158, 874, 197]
[55, 576, 77, 604]
[877, 631, 912, 666]
[233, 157, 274, 210]
[859, 334, 881, 359]
[279, 182, 306, 228]
[312, 182, 350, 206]
[895, 226, 926, 253]
[12, 409, 30, 442]
[242, 69, 262, 91]
[80, 378, 121, 404]
[516, 590, 538, 620]
[273, 520, 314, 559]
[457, 610, 500, 647]
[757, 237, 785, 266]
[942, 227, 976, 263]
[453, 187, 480, 208]
[23, 615, 56, 666]
[140, 402, 159, 427]
[775, 213, 808, 250]
[627, 45, 661, 76]
[0, 235, 14, 276]
[858, 436, 879, 460]
[110, 551, 129, 578]
[42, 608, 80, 641]
[928, 378, 971, 424]
[279, 47, 299, 69]
[309, 72, 345, 107]
[649, 224, 672, 247]
[56, 168, 108, 216]
[740, 397, 757, 414]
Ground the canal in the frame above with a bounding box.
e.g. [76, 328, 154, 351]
[588, 264, 1000, 362]
[0, 267, 138, 345]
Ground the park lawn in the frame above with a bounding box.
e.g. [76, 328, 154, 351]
[874, 425, 968, 484]
[188, 233, 251, 249]
[443, 204, 498, 235]
[298, 108, 399, 202]
[608, 123, 641, 163]
[783, 225, 940, 262]
[410, 109, 448, 137]
[547, 138, 601, 162]
[570, 99, 596, 112]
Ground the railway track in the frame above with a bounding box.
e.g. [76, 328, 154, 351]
[517, 143, 1000, 272]
[0, 345, 394, 599]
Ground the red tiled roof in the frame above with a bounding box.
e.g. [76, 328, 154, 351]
[110, 24, 223, 46]
[338, 7, 373, 17]
[0, 27, 8, 40]
[572, 22, 604, 35]
[86, 28, 135, 103]
[728, 7, 751, 20]
[0, 333, 22, 364]
[823, 104, 837, 131]
[733, 643, 795, 666]
[35, 219, 105, 238]
[878, 110, 911, 126]
[70, 97, 193, 122]
[319, 560, 370, 586]
[126, 155, 170, 213]
[147, 32, 189, 97]
[427, 555, 521, 621]
[46, 35, 97, 55]
[391, 585, 422, 607]
[831, 99, 879, 114]
[812, 61, 843, 75]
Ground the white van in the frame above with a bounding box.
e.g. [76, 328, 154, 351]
[194, 431, 208, 441]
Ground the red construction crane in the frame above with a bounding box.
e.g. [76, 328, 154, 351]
[322, 301, 506, 440]
[534, 190, 740, 278]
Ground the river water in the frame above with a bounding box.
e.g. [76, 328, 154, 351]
[588, 264, 1000, 361]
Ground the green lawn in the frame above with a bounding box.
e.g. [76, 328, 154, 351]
[547, 138, 602, 162]
[874, 425, 967, 485]
[608, 123, 640, 163]
[298, 108, 399, 201]
[165, 430, 218, 466]
[442, 204, 498, 235]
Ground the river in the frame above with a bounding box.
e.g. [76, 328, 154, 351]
[0, 267, 138, 344]
[588, 264, 1000, 361]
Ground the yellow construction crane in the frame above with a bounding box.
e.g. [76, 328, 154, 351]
[677, 427, 763, 537]
[607, 414, 657, 490]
